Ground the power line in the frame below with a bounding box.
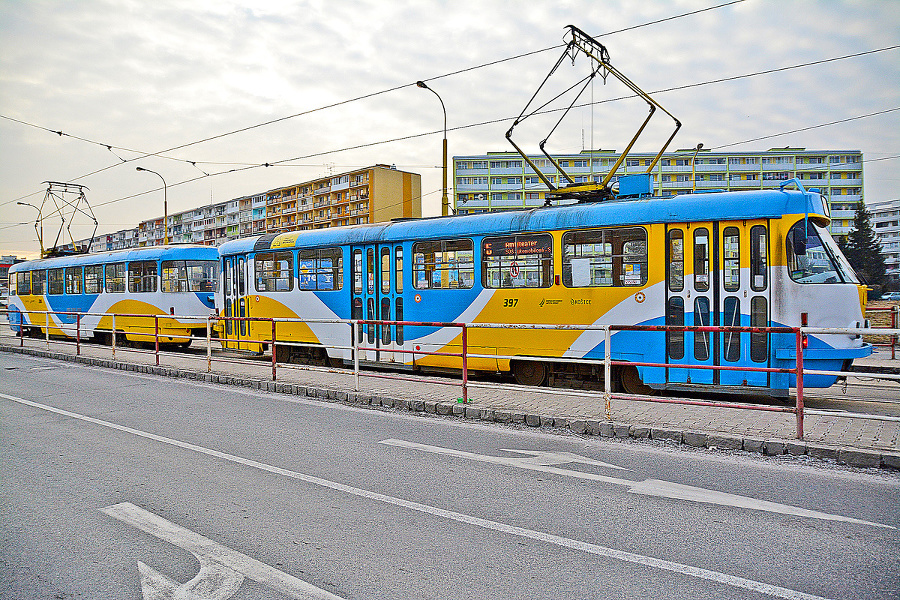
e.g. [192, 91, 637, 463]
[0, 0, 747, 206]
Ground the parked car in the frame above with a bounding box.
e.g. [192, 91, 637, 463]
[881, 291, 900, 301]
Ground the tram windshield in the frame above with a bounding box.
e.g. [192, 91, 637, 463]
[787, 220, 859, 284]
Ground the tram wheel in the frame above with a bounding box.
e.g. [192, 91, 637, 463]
[618, 365, 655, 396]
[512, 360, 549, 387]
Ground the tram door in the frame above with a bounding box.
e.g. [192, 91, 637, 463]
[718, 220, 770, 387]
[351, 244, 406, 364]
[222, 256, 249, 350]
[665, 223, 716, 385]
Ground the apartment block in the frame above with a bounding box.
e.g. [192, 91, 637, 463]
[870, 198, 900, 284]
[78, 164, 421, 252]
[453, 147, 863, 239]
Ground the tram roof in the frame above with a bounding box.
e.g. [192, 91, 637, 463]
[218, 187, 827, 255]
[9, 244, 218, 272]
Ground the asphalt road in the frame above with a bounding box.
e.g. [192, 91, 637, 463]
[1, 352, 898, 600]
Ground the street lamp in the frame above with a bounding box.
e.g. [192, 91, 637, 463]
[691, 143, 704, 193]
[416, 80, 449, 216]
[17, 201, 45, 257]
[136, 167, 168, 245]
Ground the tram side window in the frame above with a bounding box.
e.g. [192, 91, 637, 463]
[255, 251, 293, 292]
[48, 268, 64, 295]
[65, 267, 83, 295]
[381, 248, 391, 294]
[694, 228, 710, 292]
[162, 260, 218, 293]
[32, 270, 46, 295]
[668, 230, 684, 292]
[298, 248, 343, 291]
[694, 297, 711, 361]
[106, 263, 126, 293]
[562, 227, 648, 287]
[128, 261, 158, 293]
[723, 227, 740, 292]
[666, 297, 685, 359]
[395, 247, 404, 294]
[85, 265, 103, 294]
[723, 297, 741, 362]
[413, 239, 475, 290]
[482, 234, 552, 289]
[16, 272, 30, 295]
[750, 296, 768, 363]
[750, 225, 767, 292]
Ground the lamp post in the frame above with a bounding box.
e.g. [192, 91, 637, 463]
[691, 143, 704, 193]
[17, 201, 45, 257]
[136, 167, 168, 245]
[416, 80, 449, 216]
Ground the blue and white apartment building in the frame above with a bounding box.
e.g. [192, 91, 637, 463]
[453, 147, 863, 240]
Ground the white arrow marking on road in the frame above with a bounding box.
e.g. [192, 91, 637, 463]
[379, 439, 895, 529]
[101, 502, 344, 600]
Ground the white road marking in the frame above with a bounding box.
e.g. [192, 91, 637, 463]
[0, 392, 844, 600]
[101, 502, 340, 600]
[379, 438, 894, 529]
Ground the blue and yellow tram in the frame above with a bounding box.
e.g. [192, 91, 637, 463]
[7, 245, 218, 346]
[218, 180, 868, 395]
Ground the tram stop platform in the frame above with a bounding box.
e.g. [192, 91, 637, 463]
[2, 335, 899, 471]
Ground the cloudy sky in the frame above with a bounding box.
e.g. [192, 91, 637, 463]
[1, 0, 898, 258]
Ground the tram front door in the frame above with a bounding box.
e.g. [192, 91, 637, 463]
[665, 220, 770, 388]
[221, 255, 250, 351]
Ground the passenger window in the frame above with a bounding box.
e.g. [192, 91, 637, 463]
[723, 297, 741, 362]
[723, 227, 740, 292]
[32, 270, 46, 295]
[693, 228, 710, 292]
[84, 265, 103, 294]
[298, 248, 342, 291]
[668, 229, 684, 292]
[694, 297, 711, 361]
[255, 251, 293, 292]
[353, 250, 363, 294]
[367, 249, 375, 294]
[128, 261, 158, 293]
[65, 267, 83, 295]
[562, 227, 647, 287]
[48, 268, 64, 295]
[751, 296, 768, 363]
[413, 239, 475, 290]
[666, 297, 684, 360]
[106, 263, 126, 293]
[750, 225, 767, 292]
[381, 248, 391, 294]
[395, 247, 403, 294]
[16, 272, 30, 295]
[482, 234, 552, 289]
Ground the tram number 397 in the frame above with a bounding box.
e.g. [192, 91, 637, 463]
[503, 298, 519, 307]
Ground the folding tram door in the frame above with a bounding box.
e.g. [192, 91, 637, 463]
[665, 220, 770, 388]
[351, 244, 407, 364]
[221, 255, 251, 351]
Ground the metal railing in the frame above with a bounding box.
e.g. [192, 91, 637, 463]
[4, 307, 894, 441]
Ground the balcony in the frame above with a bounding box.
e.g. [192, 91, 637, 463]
[728, 163, 761, 171]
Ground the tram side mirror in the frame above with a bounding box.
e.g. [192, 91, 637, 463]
[791, 227, 807, 256]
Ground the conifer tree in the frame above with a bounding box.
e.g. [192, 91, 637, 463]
[840, 202, 886, 288]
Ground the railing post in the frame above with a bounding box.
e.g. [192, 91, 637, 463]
[112, 314, 117, 359]
[76, 313, 81, 356]
[206, 317, 212, 373]
[352, 321, 360, 392]
[19, 311, 24, 347]
[461, 323, 468, 404]
[892, 305, 898, 360]
[795, 328, 805, 440]
[604, 325, 612, 420]
[45, 312, 50, 349]
[271, 319, 277, 381]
